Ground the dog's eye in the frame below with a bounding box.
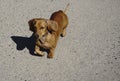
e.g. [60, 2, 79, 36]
[40, 27, 45, 30]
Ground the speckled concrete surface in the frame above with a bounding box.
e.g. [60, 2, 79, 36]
[0, 0, 120, 81]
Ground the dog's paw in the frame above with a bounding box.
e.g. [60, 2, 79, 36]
[61, 33, 66, 37]
[61, 30, 66, 37]
[47, 53, 54, 58]
[34, 51, 45, 56]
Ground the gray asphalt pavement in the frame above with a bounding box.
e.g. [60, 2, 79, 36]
[0, 0, 120, 81]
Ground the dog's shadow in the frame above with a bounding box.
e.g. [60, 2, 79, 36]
[11, 34, 46, 56]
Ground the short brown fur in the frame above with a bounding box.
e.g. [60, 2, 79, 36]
[28, 4, 69, 58]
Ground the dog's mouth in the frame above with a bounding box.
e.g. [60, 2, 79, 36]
[39, 37, 45, 44]
[38, 32, 48, 44]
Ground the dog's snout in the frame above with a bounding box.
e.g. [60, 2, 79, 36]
[35, 34, 39, 38]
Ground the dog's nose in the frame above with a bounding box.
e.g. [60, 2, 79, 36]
[35, 34, 39, 38]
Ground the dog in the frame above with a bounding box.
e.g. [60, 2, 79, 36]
[28, 4, 69, 58]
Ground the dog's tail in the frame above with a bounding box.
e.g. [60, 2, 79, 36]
[63, 3, 70, 13]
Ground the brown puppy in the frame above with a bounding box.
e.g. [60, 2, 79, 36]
[28, 4, 69, 58]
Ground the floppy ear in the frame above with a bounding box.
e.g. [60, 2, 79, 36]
[47, 20, 58, 32]
[28, 19, 36, 32]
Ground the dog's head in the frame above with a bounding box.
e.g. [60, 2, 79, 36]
[28, 18, 58, 40]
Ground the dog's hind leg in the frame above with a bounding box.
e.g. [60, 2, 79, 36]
[61, 28, 66, 37]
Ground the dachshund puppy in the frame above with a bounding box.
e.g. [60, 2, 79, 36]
[28, 4, 69, 58]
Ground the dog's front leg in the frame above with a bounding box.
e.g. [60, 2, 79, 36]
[48, 48, 55, 58]
[35, 45, 45, 56]
[35, 41, 45, 56]
[41, 42, 55, 58]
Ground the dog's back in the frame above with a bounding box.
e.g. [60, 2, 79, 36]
[50, 10, 68, 27]
[50, 4, 69, 36]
